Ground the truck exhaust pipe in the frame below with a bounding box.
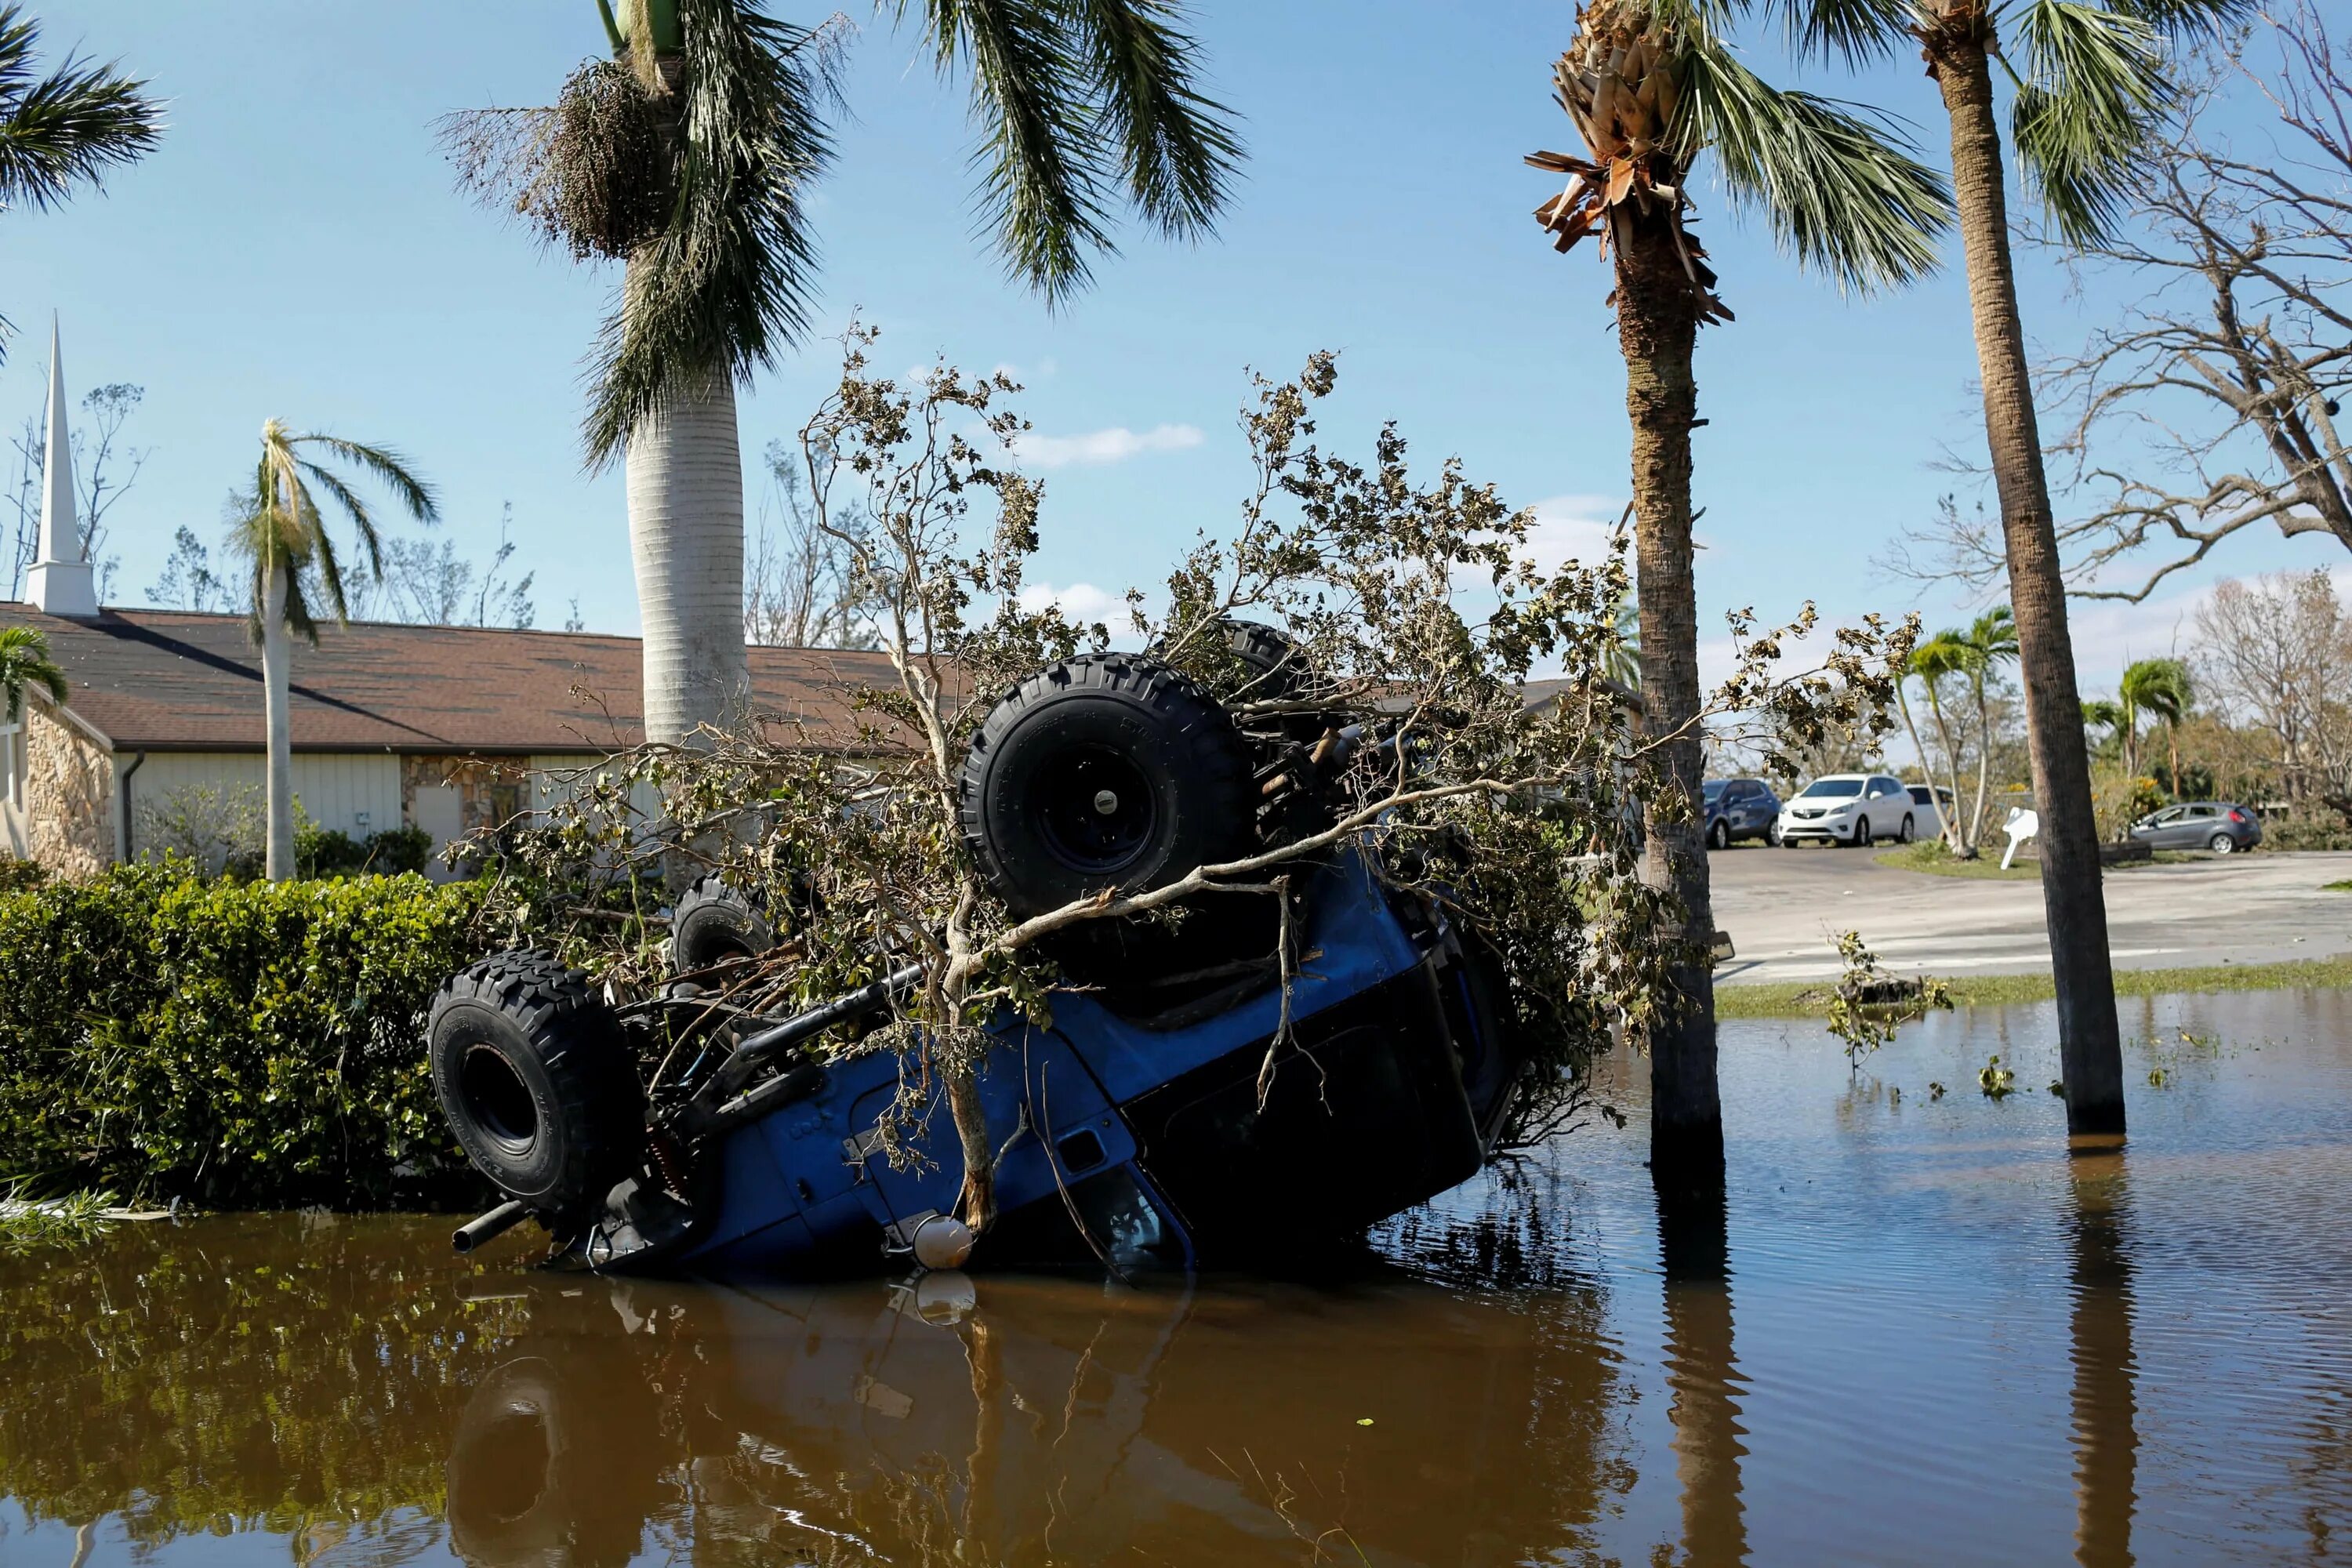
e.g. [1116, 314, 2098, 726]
[452, 1199, 529, 1254]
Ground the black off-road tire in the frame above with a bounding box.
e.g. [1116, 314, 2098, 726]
[430, 952, 645, 1222]
[670, 876, 775, 973]
[1224, 619, 1314, 701]
[958, 653, 1255, 918]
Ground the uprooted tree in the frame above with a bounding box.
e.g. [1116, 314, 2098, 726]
[480, 333, 1914, 1231]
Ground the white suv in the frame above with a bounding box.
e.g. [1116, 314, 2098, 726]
[1777, 772, 1918, 848]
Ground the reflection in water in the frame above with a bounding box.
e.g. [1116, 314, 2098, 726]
[1657, 1176, 1748, 1568]
[10, 988, 2352, 1564]
[440, 1262, 1634, 1566]
[2067, 1145, 2139, 1568]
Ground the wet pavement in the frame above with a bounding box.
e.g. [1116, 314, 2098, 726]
[6, 986, 2352, 1565]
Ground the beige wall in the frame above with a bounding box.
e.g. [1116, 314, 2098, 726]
[23, 704, 113, 878]
[126, 752, 403, 859]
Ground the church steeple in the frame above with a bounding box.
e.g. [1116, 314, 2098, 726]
[25, 316, 96, 617]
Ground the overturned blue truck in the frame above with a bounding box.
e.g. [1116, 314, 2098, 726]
[429, 632, 1526, 1276]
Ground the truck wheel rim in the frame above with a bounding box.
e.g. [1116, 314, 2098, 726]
[461, 1045, 540, 1156]
[1035, 746, 1157, 873]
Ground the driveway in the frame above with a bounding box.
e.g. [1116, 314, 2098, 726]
[1708, 845, 2352, 985]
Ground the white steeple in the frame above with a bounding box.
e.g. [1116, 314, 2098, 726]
[25, 316, 96, 618]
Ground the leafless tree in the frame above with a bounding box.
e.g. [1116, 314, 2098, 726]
[742, 439, 876, 648]
[343, 503, 535, 629]
[1887, 5, 2352, 603]
[6, 383, 146, 601]
[2191, 568, 2352, 812]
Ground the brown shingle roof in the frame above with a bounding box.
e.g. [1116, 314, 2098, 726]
[2, 604, 902, 754]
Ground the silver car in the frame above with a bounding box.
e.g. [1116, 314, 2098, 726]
[2127, 800, 2263, 854]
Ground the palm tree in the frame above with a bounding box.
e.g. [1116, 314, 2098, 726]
[1910, 631, 1975, 851]
[1524, 0, 1951, 1174]
[0, 5, 162, 362]
[1770, 0, 2249, 1133]
[1604, 592, 1642, 690]
[230, 422, 437, 880]
[1958, 605, 2020, 847]
[0, 623, 67, 720]
[2119, 656, 2190, 800]
[2081, 697, 2124, 762]
[442, 0, 1240, 746]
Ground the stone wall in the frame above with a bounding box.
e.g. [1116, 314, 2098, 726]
[24, 703, 114, 877]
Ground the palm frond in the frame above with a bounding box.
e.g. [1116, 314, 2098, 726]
[2010, 0, 2169, 249]
[1067, 0, 1243, 240]
[2103, 0, 2258, 45]
[585, 0, 843, 464]
[903, 0, 1116, 307]
[310, 524, 350, 626]
[1678, 36, 1951, 291]
[1754, 0, 1911, 67]
[0, 3, 162, 217]
[295, 436, 437, 525]
[296, 461, 385, 583]
[0, 623, 68, 720]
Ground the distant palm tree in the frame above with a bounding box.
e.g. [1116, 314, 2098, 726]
[0, 623, 67, 720]
[1769, 0, 2250, 1134]
[442, 0, 1241, 746]
[2119, 656, 2191, 800]
[230, 422, 437, 880]
[2081, 698, 2124, 760]
[1958, 605, 2020, 848]
[1603, 593, 1642, 690]
[0, 5, 162, 361]
[1909, 632, 1974, 852]
[1523, 0, 1950, 1173]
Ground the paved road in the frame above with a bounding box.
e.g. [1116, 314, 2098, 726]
[1708, 844, 2352, 985]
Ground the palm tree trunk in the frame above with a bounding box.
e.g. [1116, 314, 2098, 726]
[2166, 724, 2180, 800]
[1931, 33, 2123, 1134]
[1613, 220, 1720, 1184]
[1969, 675, 1994, 851]
[1925, 683, 1967, 853]
[626, 350, 751, 746]
[1896, 677, 1937, 842]
[262, 562, 295, 881]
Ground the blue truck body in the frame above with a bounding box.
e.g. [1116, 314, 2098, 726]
[647, 845, 1498, 1276]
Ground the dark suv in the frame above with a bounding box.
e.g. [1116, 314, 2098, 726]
[1703, 778, 1783, 848]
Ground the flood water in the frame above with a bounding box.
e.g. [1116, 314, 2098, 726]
[7, 989, 2352, 1566]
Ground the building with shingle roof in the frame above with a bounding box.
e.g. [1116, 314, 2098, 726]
[0, 600, 897, 876]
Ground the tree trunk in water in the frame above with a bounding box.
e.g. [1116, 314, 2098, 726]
[626, 353, 750, 747]
[1614, 220, 1721, 1182]
[263, 562, 294, 881]
[1933, 34, 2124, 1134]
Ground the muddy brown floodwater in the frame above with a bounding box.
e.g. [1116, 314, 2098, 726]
[6, 988, 2352, 1566]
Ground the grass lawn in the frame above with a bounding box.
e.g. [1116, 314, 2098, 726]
[1717, 952, 2352, 1019]
[1873, 841, 2203, 880]
[1871, 840, 2038, 880]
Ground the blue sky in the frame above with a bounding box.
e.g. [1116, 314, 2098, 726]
[8, 1, 2340, 700]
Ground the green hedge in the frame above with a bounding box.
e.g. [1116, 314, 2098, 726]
[0, 866, 494, 1208]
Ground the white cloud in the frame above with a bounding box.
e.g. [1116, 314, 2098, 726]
[1017, 581, 1134, 628]
[1011, 423, 1203, 469]
[2062, 563, 2352, 693]
[1519, 493, 1628, 570]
